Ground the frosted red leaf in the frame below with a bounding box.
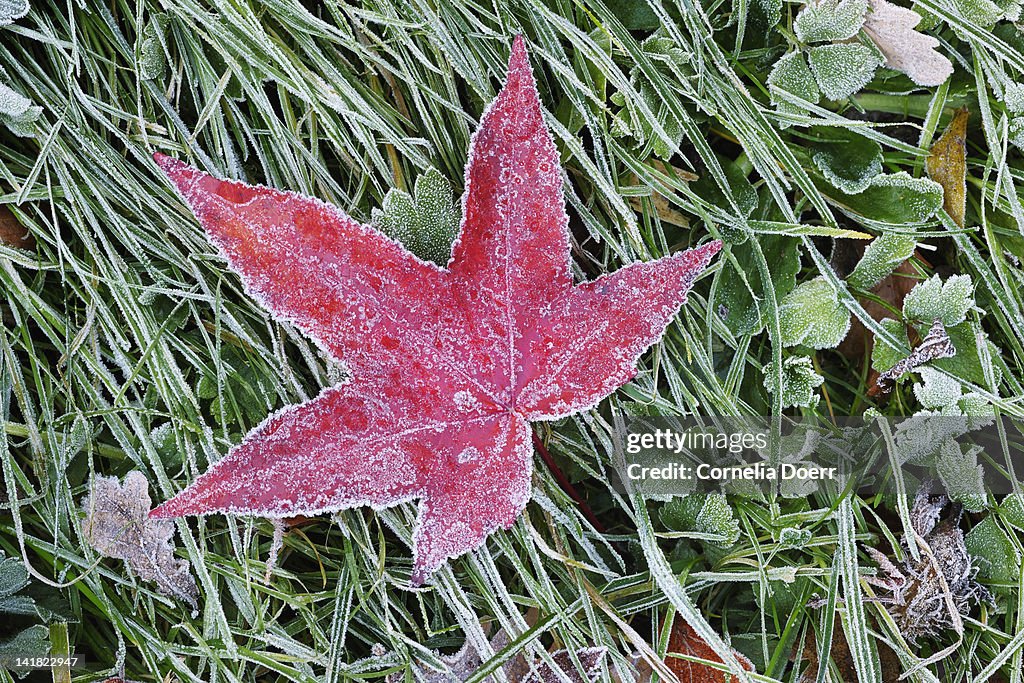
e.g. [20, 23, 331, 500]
[665, 616, 755, 682]
[150, 35, 721, 585]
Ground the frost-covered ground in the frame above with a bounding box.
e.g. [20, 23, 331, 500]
[1, 1, 1023, 681]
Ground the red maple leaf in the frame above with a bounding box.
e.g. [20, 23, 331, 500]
[150, 36, 721, 585]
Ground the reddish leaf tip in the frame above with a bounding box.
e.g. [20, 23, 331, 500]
[505, 33, 534, 87]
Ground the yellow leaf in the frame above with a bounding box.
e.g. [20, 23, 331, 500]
[926, 108, 969, 228]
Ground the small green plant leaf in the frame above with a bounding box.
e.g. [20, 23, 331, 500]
[966, 516, 1021, 587]
[999, 493, 1024, 531]
[661, 493, 741, 547]
[768, 51, 820, 117]
[139, 14, 169, 81]
[848, 233, 916, 290]
[936, 443, 987, 512]
[808, 126, 884, 194]
[0, 82, 41, 138]
[828, 172, 944, 224]
[952, 0, 1004, 27]
[763, 356, 824, 408]
[604, 0, 660, 29]
[903, 274, 974, 327]
[718, 234, 801, 335]
[779, 276, 852, 349]
[0, 555, 29, 599]
[0, 625, 49, 678]
[871, 318, 909, 372]
[808, 43, 880, 100]
[913, 367, 962, 409]
[794, 0, 869, 43]
[372, 167, 460, 265]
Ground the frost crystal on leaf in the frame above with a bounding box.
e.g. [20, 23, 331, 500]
[808, 43, 880, 100]
[903, 274, 974, 326]
[81, 471, 198, 607]
[0, 82, 41, 138]
[150, 36, 721, 585]
[763, 356, 824, 408]
[862, 0, 954, 87]
[794, 0, 869, 43]
[779, 277, 852, 349]
[0, 0, 28, 26]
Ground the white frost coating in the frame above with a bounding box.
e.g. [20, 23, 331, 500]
[862, 0, 954, 87]
[0, 0, 28, 26]
[153, 36, 722, 583]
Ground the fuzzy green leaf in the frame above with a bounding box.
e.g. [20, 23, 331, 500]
[768, 51, 820, 118]
[763, 356, 824, 408]
[661, 493, 741, 547]
[779, 276, 852, 349]
[952, 0, 1004, 27]
[913, 367, 963, 409]
[808, 126, 883, 194]
[848, 233, 916, 290]
[966, 517, 1021, 587]
[1000, 493, 1024, 531]
[904, 274, 974, 326]
[0, 625, 49, 678]
[718, 235, 801, 336]
[936, 443, 987, 512]
[0, 555, 29, 598]
[808, 43, 880, 100]
[828, 172, 944, 224]
[139, 15, 169, 80]
[794, 0, 869, 43]
[372, 168, 460, 265]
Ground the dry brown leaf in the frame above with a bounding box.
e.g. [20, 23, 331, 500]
[664, 616, 754, 683]
[926, 109, 969, 228]
[864, 481, 991, 644]
[796, 619, 901, 682]
[80, 471, 198, 608]
[862, 0, 954, 87]
[0, 206, 34, 249]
